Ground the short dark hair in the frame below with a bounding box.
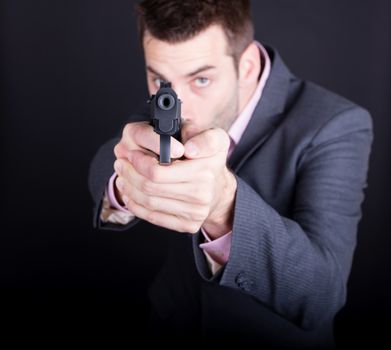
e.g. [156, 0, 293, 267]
[135, 0, 254, 69]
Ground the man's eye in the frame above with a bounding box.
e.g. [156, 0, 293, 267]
[194, 77, 210, 88]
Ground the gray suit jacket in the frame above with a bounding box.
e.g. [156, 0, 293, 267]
[88, 47, 373, 347]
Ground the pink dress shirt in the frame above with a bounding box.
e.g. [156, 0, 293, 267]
[103, 41, 271, 273]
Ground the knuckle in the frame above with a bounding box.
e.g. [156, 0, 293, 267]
[188, 211, 200, 222]
[127, 183, 136, 198]
[192, 182, 214, 205]
[215, 128, 229, 148]
[123, 123, 134, 138]
[134, 122, 151, 146]
[113, 161, 120, 175]
[218, 128, 230, 144]
[176, 225, 188, 233]
[205, 190, 215, 204]
[187, 222, 201, 234]
[147, 165, 160, 182]
[204, 128, 229, 154]
[113, 143, 121, 158]
[196, 192, 210, 206]
[201, 192, 213, 206]
[126, 198, 136, 213]
[210, 137, 220, 151]
[201, 207, 210, 219]
[141, 179, 155, 195]
[115, 176, 126, 193]
[202, 171, 215, 183]
[190, 183, 203, 200]
[223, 134, 230, 150]
[204, 134, 216, 151]
[133, 124, 144, 145]
[191, 207, 209, 222]
[193, 181, 202, 191]
[146, 211, 158, 225]
[144, 195, 156, 210]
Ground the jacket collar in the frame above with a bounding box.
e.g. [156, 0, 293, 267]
[228, 46, 296, 172]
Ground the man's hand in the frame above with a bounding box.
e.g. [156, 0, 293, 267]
[113, 122, 237, 238]
[113, 121, 184, 205]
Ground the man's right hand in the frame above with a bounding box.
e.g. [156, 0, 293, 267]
[112, 121, 185, 204]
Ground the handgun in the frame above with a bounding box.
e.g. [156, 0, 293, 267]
[148, 81, 182, 165]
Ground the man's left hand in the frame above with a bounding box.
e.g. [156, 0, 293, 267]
[114, 127, 237, 239]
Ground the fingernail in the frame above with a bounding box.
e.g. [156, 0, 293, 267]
[122, 195, 129, 204]
[171, 147, 182, 158]
[114, 161, 122, 174]
[186, 142, 198, 157]
[171, 141, 184, 158]
[116, 177, 125, 191]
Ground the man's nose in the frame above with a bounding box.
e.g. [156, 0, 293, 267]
[172, 86, 192, 121]
[171, 83, 184, 101]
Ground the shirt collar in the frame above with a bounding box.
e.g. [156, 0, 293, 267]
[228, 41, 271, 147]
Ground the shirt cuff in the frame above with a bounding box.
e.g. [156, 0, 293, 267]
[100, 189, 136, 225]
[199, 228, 232, 266]
[100, 172, 136, 225]
[107, 172, 131, 213]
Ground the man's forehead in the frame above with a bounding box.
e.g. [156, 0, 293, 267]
[143, 25, 231, 68]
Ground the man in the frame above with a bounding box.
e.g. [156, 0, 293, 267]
[88, 0, 373, 347]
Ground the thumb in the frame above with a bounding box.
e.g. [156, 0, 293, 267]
[181, 122, 204, 144]
[184, 128, 230, 159]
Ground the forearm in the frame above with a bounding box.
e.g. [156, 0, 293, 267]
[89, 137, 140, 231]
[199, 108, 373, 329]
[220, 177, 347, 329]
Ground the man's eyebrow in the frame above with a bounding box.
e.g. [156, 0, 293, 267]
[146, 65, 216, 80]
[186, 65, 216, 77]
[146, 66, 169, 82]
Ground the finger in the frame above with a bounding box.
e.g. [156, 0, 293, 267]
[181, 122, 204, 144]
[125, 196, 202, 234]
[184, 128, 230, 159]
[126, 149, 204, 183]
[115, 158, 213, 205]
[114, 142, 130, 160]
[122, 122, 184, 158]
[127, 184, 208, 222]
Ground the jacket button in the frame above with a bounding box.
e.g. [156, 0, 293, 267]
[235, 271, 252, 292]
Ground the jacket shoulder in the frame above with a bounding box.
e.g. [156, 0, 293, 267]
[284, 80, 373, 143]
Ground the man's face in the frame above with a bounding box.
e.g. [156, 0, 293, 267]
[143, 24, 240, 138]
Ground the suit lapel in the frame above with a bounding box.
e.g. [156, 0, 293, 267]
[228, 47, 295, 173]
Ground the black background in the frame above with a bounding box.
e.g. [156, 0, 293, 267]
[1, 0, 390, 347]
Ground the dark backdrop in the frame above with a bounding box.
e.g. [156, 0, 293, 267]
[1, 0, 390, 347]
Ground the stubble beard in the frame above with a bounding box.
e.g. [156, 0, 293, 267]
[180, 83, 240, 142]
[211, 84, 240, 132]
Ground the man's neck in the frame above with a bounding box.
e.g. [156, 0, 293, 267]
[238, 79, 260, 115]
[227, 42, 271, 145]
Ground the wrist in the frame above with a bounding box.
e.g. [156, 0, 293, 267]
[203, 170, 237, 239]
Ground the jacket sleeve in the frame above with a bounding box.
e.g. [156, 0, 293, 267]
[193, 106, 373, 330]
[88, 137, 141, 231]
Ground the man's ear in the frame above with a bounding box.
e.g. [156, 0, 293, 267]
[238, 42, 261, 87]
